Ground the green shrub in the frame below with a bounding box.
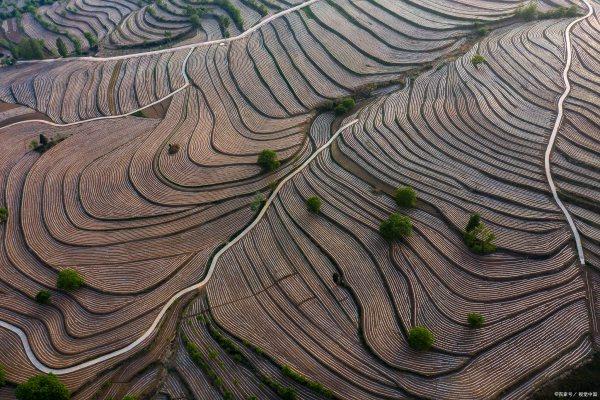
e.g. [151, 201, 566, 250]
[83, 32, 97, 48]
[215, 0, 244, 29]
[35, 290, 51, 305]
[282, 365, 333, 398]
[394, 186, 416, 208]
[515, 3, 538, 21]
[467, 312, 485, 328]
[13, 38, 45, 60]
[122, 396, 137, 400]
[56, 37, 67, 57]
[379, 213, 412, 242]
[190, 14, 201, 27]
[465, 213, 481, 233]
[0, 364, 5, 387]
[250, 192, 266, 212]
[306, 196, 322, 213]
[15, 374, 69, 400]
[257, 149, 280, 172]
[464, 214, 496, 254]
[260, 376, 297, 400]
[408, 326, 434, 351]
[334, 97, 355, 115]
[471, 54, 487, 67]
[0, 207, 7, 223]
[57, 268, 84, 291]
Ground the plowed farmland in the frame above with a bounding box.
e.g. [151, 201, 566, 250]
[0, 0, 598, 399]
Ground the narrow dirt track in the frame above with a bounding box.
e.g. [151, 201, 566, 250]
[0, 118, 358, 374]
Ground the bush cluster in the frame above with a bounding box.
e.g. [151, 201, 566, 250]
[408, 326, 434, 351]
[36, 290, 52, 305]
[394, 186, 416, 208]
[515, 3, 579, 21]
[15, 373, 69, 400]
[214, 0, 244, 29]
[463, 213, 496, 254]
[10, 38, 45, 60]
[467, 312, 485, 328]
[379, 213, 412, 242]
[306, 196, 322, 213]
[183, 338, 234, 400]
[0, 207, 7, 223]
[319, 97, 356, 115]
[57, 268, 84, 291]
[282, 365, 333, 398]
[30, 133, 65, 153]
[471, 54, 487, 67]
[257, 149, 280, 172]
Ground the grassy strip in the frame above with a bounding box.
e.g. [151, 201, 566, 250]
[282, 365, 333, 398]
[202, 317, 337, 400]
[182, 334, 235, 400]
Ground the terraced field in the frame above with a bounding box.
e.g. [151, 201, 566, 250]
[0, 0, 598, 399]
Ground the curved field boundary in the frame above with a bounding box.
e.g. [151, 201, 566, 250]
[545, 0, 593, 266]
[0, 47, 195, 132]
[0, 118, 358, 374]
[17, 0, 322, 63]
[1, 0, 321, 132]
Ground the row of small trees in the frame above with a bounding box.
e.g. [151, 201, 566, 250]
[34, 268, 84, 306]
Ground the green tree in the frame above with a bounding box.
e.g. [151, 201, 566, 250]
[464, 221, 496, 254]
[379, 213, 412, 242]
[467, 312, 485, 328]
[465, 213, 481, 232]
[122, 396, 137, 400]
[57, 268, 84, 291]
[35, 290, 51, 305]
[394, 186, 416, 208]
[334, 97, 355, 115]
[471, 54, 487, 68]
[0, 207, 7, 223]
[56, 37, 67, 57]
[515, 2, 538, 21]
[190, 14, 201, 27]
[15, 373, 69, 400]
[13, 38, 45, 60]
[0, 364, 5, 387]
[306, 196, 322, 213]
[83, 32, 97, 48]
[408, 326, 434, 351]
[250, 192, 265, 212]
[257, 149, 280, 172]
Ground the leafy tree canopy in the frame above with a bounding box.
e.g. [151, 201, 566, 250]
[379, 213, 412, 242]
[15, 374, 69, 400]
[394, 186, 417, 208]
[257, 149, 280, 172]
[57, 268, 84, 291]
[408, 326, 434, 351]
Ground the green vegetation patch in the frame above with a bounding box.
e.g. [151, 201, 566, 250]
[408, 326, 434, 351]
[282, 365, 334, 398]
[15, 373, 70, 400]
[379, 213, 412, 242]
[464, 213, 496, 254]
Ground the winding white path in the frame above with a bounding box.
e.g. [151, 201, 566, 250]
[0, 0, 321, 131]
[0, 47, 195, 131]
[0, 118, 358, 374]
[544, 0, 592, 266]
[19, 0, 321, 63]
